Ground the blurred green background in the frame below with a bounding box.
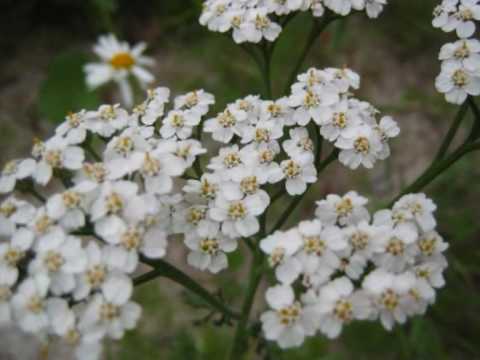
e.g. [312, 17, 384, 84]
[1, 0, 480, 359]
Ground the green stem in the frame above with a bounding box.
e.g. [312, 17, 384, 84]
[283, 14, 338, 95]
[270, 148, 338, 233]
[138, 257, 240, 320]
[467, 96, 480, 142]
[434, 100, 469, 162]
[228, 250, 264, 360]
[388, 141, 480, 206]
[262, 43, 273, 98]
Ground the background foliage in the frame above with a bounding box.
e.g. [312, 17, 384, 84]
[1, 0, 479, 359]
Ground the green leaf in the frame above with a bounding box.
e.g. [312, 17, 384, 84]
[91, 0, 117, 12]
[38, 51, 100, 123]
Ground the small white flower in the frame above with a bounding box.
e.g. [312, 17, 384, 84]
[240, 8, 282, 43]
[374, 225, 418, 273]
[362, 269, 416, 330]
[0, 197, 36, 237]
[204, 104, 248, 143]
[317, 100, 363, 142]
[172, 139, 207, 168]
[174, 89, 215, 117]
[276, 157, 317, 196]
[185, 223, 237, 273]
[282, 127, 315, 162]
[315, 191, 370, 226]
[443, 0, 480, 38]
[84, 104, 131, 138]
[436, 60, 480, 104]
[84, 34, 154, 107]
[210, 194, 267, 237]
[135, 87, 170, 126]
[160, 110, 201, 139]
[393, 193, 437, 232]
[260, 285, 317, 349]
[33, 136, 85, 185]
[55, 111, 89, 145]
[439, 39, 480, 72]
[11, 274, 51, 333]
[0, 158, 36, 194]
[289, 85, 340, 126]
[80, 275, 141, 340]
[317, 277, 371, 338]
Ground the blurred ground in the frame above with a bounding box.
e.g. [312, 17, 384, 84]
[1, 1, 480, 359]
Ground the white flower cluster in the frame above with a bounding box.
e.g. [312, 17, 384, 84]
[199, 0, 388, 44]
[434, 0, 480, 104]
[0, 87, 210, 359]
[0, 66, 397, 356]
[260, 192, 448, 349]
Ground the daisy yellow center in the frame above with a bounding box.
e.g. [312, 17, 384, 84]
[228, 201, 247, 220]
[109, 52, 135, 70]
[334, 299, 353, 322]
[199, 238, 220, 255]
[354, 137, 370, 154]
[278, 303, 301, 326]
[282, 160, 301, 178]
[86, 264, 107, 288]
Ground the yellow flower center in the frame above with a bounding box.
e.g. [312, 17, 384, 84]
[199, 238, 220, 255]
[453, 69, 468, 87]
[35, 215, 54, 234]
[114, 136, 134, 155]
[334, 299, 353, 322]
[335, 198, 353, 217]
[303, 90, 319, 108]
[106, 192, 124, 214]
[418, 237, 437, 256]
[278, 303, 301, 326]
[259, 149, 274, 164]
[240, 176, 259, 195]
[267, 103, 282, 117]
[62, 191, 81, 209]
[200, 180, 218, 200]
[0, 286, 11, 302]
[2, 160, 17, 175]
[83, 163, 107, 183]
[454, 41, 470, 59]
[109, 52, 135, 70]
[186, 207, 207, 225]
[268, 247, 285, 267]
[255, 128, 271, 143]
[100, 303, 120, 321]
[0, 202, 16, 218]
[185, 91, 199, 108]
[142, 153, 161, 177]
[386, 237, 404, 256]
[44, 150, 63, 168]
[171, 114, 185, 128]
[381, 289, 399, 310]
[218, 110, 236, 128]
[282, 160, 301, 178]
[354, 137, 370, 154]
[334, 112, 347, 128]
[350, 231, 369, 251]
[228, 201, 247, 220]
[4, 248, 24, 267]
[223, 152, 242, 168]
[44, 251, 65, 272]
[303, 235, 326, 256]
[27, 295, 44, 314]
[121, 227, 142, 251]
[86, 264, 107, 288]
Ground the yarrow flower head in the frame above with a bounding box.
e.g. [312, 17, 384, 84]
[199, 0, 389, 44]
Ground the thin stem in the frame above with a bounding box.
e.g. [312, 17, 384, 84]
[228, 250, 264, 360]
[283, 14, 338, 95]
[270, 148, 338, 233]
[467, 96, 480, 142]
[388, 141, 480, 206]
[434, 100, 469, 162]
[139, 257, 240, 320]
